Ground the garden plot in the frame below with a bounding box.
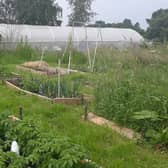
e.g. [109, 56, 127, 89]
[6, 73, 85, 105]
[17, 61, 79, 76]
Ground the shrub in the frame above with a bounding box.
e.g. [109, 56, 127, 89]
[0, 111, 99, 168]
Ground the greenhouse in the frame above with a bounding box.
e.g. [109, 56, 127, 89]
[0, 24, 144, 51]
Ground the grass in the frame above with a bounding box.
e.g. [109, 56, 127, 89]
[1, 45, 168, 167]
[0, 84, 168, 167]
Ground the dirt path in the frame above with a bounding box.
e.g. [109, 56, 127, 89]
[86, 113, 141, 140]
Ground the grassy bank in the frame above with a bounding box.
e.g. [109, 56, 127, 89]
[0, 84, 168, 167]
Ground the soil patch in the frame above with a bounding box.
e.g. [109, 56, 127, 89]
[17, 61, 82, 76]
[86, 113, 141, 140]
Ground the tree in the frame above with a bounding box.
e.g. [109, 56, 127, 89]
[88, 19, 145, 36]
[0, 0, 63, 26]
[67, 0, 94, 26]
[0, 0, 16, 23]
[15, 0, 62, 25]
[146, 9, 168, 42]
[122, 19, 133, 28]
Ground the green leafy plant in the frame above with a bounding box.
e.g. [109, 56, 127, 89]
[0, 111, 99, 168]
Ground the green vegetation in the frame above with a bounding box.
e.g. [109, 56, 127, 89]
[94, 46, 168, 150]
[66, 0, 94, 26]
[0, 111, 99, 168]
[1, 45, 168, 167]
[0, 0, 62, 26]
[146, 9, 168, 42]
[17, 73, 81, 98]
[0, 84, 168, 167]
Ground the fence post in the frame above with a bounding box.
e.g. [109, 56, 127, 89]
[84, 103, 88, 121]
[81, 94, 84, 105]
[19, 107, 23, 120]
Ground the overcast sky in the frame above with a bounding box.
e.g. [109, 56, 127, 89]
[57, 0, 168, 29]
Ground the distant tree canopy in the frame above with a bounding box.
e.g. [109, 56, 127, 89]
[0, 0, 16, 23]
[66, 0, 94, 26]
[0, 0, 63, 26]
[146, 9, 168, 42]
[89, 19, 145, 36]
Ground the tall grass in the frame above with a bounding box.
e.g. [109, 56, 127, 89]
[94, 45, 168, 148]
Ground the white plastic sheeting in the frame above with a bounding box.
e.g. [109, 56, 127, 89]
[0, 24, 144, 50]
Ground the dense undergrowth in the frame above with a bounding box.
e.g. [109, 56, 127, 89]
[94, 46, 168, 149]
[0, 111, 99, 168]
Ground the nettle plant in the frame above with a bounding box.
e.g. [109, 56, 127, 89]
[0, 111, 99, 168]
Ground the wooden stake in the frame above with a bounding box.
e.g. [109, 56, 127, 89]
[84, 103, 88, 121]
[19, 107, 23, 120]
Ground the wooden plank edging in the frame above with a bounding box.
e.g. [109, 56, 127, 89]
[53, 98, 82, 105]
[5, 81, 52, 101]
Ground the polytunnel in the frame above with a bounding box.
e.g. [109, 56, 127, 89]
[0, 24, 144, 51]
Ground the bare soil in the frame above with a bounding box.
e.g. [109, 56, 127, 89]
[86, 113, 141, 140]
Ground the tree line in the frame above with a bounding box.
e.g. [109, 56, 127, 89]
[0, 0, 168, 42]
[89, 19, 145, 36]
[90, 9, 168, 43]
[0, 0, 62, 26]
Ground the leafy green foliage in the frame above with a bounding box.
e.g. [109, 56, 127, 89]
[0, 0, 62, 26]
[19, 73, 81, 98]
[147, 9, 168, 42]
[67, 0, 94, 26]
[89, 19, 145, 36]
[94, 66, 168, 148]
[0, 111, 99, 168]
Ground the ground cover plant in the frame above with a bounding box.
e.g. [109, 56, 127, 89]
[0, 111, 99, 168]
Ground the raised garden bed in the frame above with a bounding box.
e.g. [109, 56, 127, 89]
[5, 70, 92, 105]
[6, 80, 83, 105]
[17, 61, 79, 76]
